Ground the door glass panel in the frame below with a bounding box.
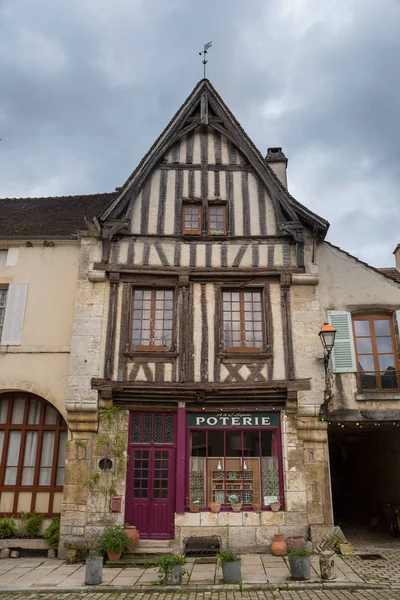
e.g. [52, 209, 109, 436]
[11, 398, 25, 424]
[354, 321, 370, 336]
[153, 450, 169, 499]
[44, 406, 57, 425]
[356, 338, 372, 353]
[5, 431, 21, 484]
[0, 400, 8, 423]
[39, 431, 55, 485]
[28, 399, 41, 424]
[132, 415, 141, 443]
[22, 431, 38, 485]
[379, 354, 395, 371]
[133, 450, 149, 498]
[143, 415, 151, 443]
[374, 320, 390, 336]
[358, 355, 375, 371]
[154, 415, 162, 443]
[376, 337, 393, 353]
[165, 415, 174, 443]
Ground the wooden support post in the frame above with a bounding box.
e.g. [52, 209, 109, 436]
[175, 401, 187, 514]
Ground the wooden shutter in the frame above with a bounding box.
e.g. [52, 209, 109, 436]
[327, 310, 356, 373]
[1, 283, 28, 345]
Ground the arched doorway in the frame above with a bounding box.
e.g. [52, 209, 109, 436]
[0, 393, 68, 516]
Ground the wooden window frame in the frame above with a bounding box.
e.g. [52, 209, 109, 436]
[208, 204, 227, 235]
[221, 289, 266, 354]
[352, 313, 400, 391]
[130, 288, 175, 352]
[182, 203, 202, 235]
[0, 393, 67, 517]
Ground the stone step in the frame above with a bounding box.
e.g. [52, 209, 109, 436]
[136, 539, 173, 549]
[106, 540, 175, 566]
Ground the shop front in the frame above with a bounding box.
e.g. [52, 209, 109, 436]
[187, 412, 283, 511]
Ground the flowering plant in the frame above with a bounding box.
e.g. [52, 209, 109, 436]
[100, 524, 130, 553]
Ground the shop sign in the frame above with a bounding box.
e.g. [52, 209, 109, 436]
[187, 412, 280, 427]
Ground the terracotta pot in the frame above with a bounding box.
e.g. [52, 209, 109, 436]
[231, 503, 242, 512]
[270, 502, 281, 512]
[209, 502, 221, 513]
[107, 549, 123, 561]
[189, 504, 200, 513]
[123, 525, 139, 552]
[252, 502, 263, 512]
[271, 533, 287, 556]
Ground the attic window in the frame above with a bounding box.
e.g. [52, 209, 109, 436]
[182, 204, 202, 235]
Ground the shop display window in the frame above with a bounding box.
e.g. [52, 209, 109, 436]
[189, 428, 281, 509]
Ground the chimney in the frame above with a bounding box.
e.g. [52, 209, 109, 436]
[265, 147, 288, 188]
[394, 244, 400, 269]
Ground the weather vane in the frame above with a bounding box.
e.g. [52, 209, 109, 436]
[199, 41, 212, 79]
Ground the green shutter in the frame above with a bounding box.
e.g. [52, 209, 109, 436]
[327, 310, 356, 373]
[1, 283, 28, 346]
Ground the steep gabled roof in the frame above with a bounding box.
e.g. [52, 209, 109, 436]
[0, 192, 117, 237]
[100, 79, 329, 237]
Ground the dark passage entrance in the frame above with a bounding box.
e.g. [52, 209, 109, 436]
[329, 424, 400, 534]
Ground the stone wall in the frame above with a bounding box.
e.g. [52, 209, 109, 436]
[175, 511, 308, 553]
[60, 409, 129, 554]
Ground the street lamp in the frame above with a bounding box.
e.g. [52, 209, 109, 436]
[319, 322, 336, 356]
[319, 322, 337, 420]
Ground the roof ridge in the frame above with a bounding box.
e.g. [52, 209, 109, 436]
[0, 191, 117, 201]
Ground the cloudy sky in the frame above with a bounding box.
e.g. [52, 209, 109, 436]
[1, 0, 399, 267]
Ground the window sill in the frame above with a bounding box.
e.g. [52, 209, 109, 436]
[219, 351, 271, 363]
[125, 350, 178, 359]
[356, 392, 400, 401]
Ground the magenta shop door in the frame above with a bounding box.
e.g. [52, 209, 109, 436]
[125, 414, 176, 540]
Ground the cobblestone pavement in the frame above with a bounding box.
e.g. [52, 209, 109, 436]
[2, 590, 400, 599]
[343, 550, 400, 586]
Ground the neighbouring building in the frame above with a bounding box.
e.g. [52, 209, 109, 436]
[318, 243, 400, 531]
[0, 194, 114, 527]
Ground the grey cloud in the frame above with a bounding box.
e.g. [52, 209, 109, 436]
[0, 0, 399, 266]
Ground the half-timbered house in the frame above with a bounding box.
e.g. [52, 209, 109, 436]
[61, 79, 334, 553]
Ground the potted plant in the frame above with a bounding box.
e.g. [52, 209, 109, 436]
[156, 553, 186, 584]
[251, 491, 262, 512]
[218, 548, 241, 583]
[188, 500, 201, 513]
[209, 501, 221, 513]
[85, 532, 103, 585]
[287, 544, 311, 580]
[270, 501, 281, 512]
[229, 494, 242, 512]
[100, 524, 131, 561]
